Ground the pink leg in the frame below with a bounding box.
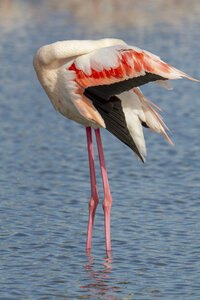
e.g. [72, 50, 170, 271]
[86, 127, 99, 250]
[95, 128, 112, 252]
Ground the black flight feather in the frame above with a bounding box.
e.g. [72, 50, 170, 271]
[86, 72, 166, 100]
[84, 72, 166, 161]
[84, 90, 144, 162]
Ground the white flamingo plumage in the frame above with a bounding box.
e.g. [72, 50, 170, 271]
[33, 38, 197, 252]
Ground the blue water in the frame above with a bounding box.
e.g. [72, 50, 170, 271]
[0, 1, 200, 299]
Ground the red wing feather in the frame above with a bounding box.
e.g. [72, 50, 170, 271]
[69, 47, 197, 91]
[67, 46, 197, 127]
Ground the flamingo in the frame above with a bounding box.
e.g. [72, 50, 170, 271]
[33, 38, 197, 252]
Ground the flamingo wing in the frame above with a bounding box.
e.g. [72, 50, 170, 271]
[69, 44, 196, 96]
[64, 44, 197, 161]
[66, 44, 196, 123]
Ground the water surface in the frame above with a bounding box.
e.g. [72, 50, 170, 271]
[0, 1, 200, 299]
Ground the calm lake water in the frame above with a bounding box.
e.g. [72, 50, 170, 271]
[0, 1, 200, 299]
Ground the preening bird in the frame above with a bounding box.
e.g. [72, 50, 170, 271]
[33, 38, 197, 252]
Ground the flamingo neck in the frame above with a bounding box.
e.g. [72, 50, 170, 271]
[33, 38, 126, 67]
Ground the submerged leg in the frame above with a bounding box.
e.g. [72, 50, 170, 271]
[95, 128, 112, 252]
[86, 127, 99, 250]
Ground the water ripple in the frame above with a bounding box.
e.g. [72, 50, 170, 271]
[0, 3, 200, 299]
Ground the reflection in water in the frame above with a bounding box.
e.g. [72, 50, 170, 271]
[81, 250, 119, 299]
